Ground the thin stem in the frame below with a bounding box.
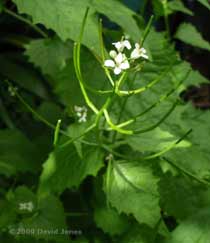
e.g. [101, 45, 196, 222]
[163, 157, 210, 187]
[115, 72, 128, 94]
[98, 19, 114, 86]
[143, 129, 192, 160]
[53, 119, 62, 147]
[140, 15, 154, 47]
[74, 43, 99, 114]
[118, 65, 172, 96]
[4, 80, 97, 148]
[134, 100, 179, 134]
[4, 8, 48, 38]
[162, 0, 170, 40]
[73, 8, 99, 114]
[59, 123, 97, 149]
[112, 73, 137, 142]
[103, 109, 133, 135]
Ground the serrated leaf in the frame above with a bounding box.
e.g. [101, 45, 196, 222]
[105, 160, 161, 227]
[39, 143, 104, 195]
[94, 206, 129, 236]
[0, 129, 43, 177]
[12, 0, 100, 53]
[159, 173, 210, 220]
[12, 0, 141, 54]
[175, 23, 210, 51]
[92, 0, 141, 41]
[126, 127, 190, 153]
[166, 207, 210, 243]
[119, 224, 156, 243]
[25, 38, 73, 76]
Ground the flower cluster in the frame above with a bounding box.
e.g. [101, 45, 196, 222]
[19, 201, 34, 212]
[74, 105, 88, 123]
[104, 38, 148, 75]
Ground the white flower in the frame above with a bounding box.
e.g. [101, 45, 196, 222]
[104, 51, 130, 75]
[19, 201, 34, 212]
[8, 86, 18, 97]
[131, 43, 148, 60]
[74, 105, 87, 123]
[112, 39, 131, 52]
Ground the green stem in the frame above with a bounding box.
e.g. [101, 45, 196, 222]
[143, 129, 192, 160]
[163, 157, 210, 187]
[4, 8, 48, 38]
[98, 19, 114, 87]
[118, 65, 172, 96]
[134, 100, 178, 134]
[140, 15, 154, 46]
[162, 0, 170, 40]
[104, 109, 133, 135]
[74, 43, 99, 114]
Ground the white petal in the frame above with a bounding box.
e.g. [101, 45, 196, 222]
[109, 50, 117, 58]
[104, 59, 115, 68]
[131, 49, 140, 59]
[135, 43, 140, 49]
[141, 53, 149, 59]
[123, 40, 131, 50]
[113, 41, 124, 51]
[140, 48, 146, 53]
[115, 53, 124, 64]
[114, 67, 122, 75]
[120, 60, 130, 70]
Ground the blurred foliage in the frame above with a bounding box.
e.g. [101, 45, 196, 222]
[0, 0, 210, 242]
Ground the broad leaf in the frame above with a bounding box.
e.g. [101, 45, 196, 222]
[105, 160, 161, 227]
[175, 23, 210, 51]
[159, 173, 210, 220]
[39, 143, 104, 195]
[0, 129, 43, 176]
[166, 207, 210, 243]
[25, 38, 73, 76]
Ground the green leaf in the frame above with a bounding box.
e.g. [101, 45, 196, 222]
[175, 23, 210, 51]
[0, 129, 43, 177]
[0, 200, 17, 229]
[12, 0, 141, 54]
[0, 54, 49, 99]
[159, 173, 210, 220]
[2, 187, 68, 242]
[126, 127, 190, 153]
[25, 38, 73, 76]
[94, 206, 130, 236]
[168, 0, 193, 16]
[105, 160, 161, 227]
[39, 143, 104, 195]
[198, 0, 210, 10]
[12, 0, 100, 53]
[36, 101, 63, 124]
[92, 0, 141, 41]
[166, 207, 210, 243]
[118, 224, 156, 243]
